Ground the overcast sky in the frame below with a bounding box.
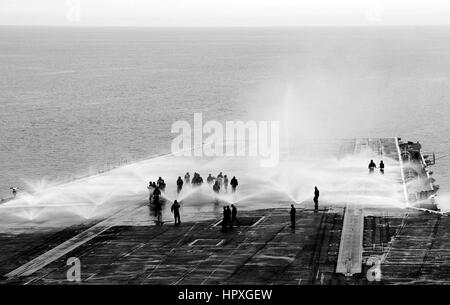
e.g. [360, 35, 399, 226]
[2, 0, 450, 26]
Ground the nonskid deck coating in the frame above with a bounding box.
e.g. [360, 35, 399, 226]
[1, 206, 448, 285]
[1, 138, 448, 284]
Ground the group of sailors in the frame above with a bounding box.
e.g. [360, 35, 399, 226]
[208, 172, 239, 194]
[188, 172, 204, 187]
[368, 160, 385, 174]
[148, 177, 167, 191]
[220, 204, 240, 232]
[147, 182, 164, 224]
[147, 172, 239, 226]
[175, 172, 239, 194]
[174, 172, 206, 193]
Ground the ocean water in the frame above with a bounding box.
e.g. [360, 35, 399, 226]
[0, 26, 449, 202]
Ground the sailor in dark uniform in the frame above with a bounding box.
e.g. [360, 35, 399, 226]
[379, 160, 385, 174]
[290, 204, 296, 228]
[368, 160, 376, 174]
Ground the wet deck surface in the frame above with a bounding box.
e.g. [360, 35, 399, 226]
[1, 138, 449, 285]
[0, 206, 449, 285]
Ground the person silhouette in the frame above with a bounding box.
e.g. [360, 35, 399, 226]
[223, 175, 229, 192]
[290, 204, 296, 228]
[171, 200, 181, 226]
[176, 176, 183, 194]
[221, 207, 228, 232]
[313, 187, 320, 211]
[231, 204, 240, 227]
[379, 160, 385, 174]
[207, 174, 214, 185]
[225, 206, 232, 230]
[230, 176, 238, 193]
[213, 181, 220, 194]
[368, 160, 376, 174]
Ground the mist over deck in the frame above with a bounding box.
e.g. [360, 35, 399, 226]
[0, 138, 448, 285]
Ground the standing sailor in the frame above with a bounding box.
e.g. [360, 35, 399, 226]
[171, 200, 181, 226]
[313, 186, 320, 211]
[223, 175, 229, 192]
[225, 206, 232, 230]
[184, 172, 191, 184]
[213, 180, 220, 194]
[153, 187, 163, 225]
[221, 207, 228, 232]
[368, 160, 376, 174]
[230, 176, 238, 193]
[290, 204, 296, 228]
[379, 160, 385, 174]
[207, 174, 214, 185]
[176, 176, 184, 194]
[231, 204, 240, 227]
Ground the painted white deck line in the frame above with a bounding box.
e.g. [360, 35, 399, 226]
[336, 204, 364, 276]
[188, 239, 225, 247]
[5, 205, 139, 278]
[336, 138, 394, 276]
